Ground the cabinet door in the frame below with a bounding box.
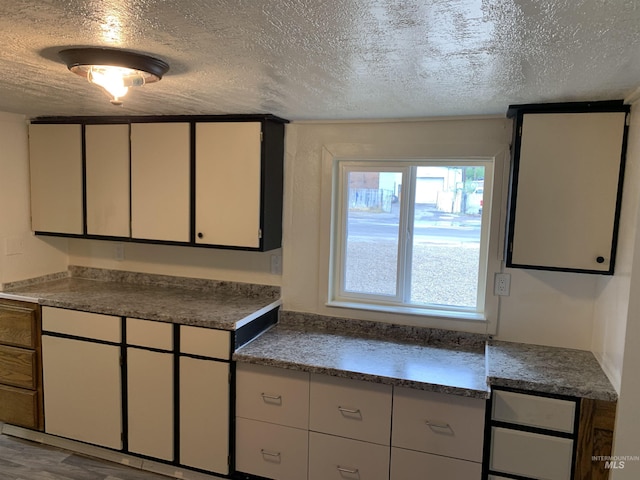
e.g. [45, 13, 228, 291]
[28, 123, 83, 234]
[195, 122, 262, 248]
[131, 123, 190, 242]
[41, 335, 122, 449]
[85, 124, 130, 237]
[127, 347, 173, 460]
[508, 110, 627, 273]
[179, 356, 229, 474]
[391, 447, 481, 480]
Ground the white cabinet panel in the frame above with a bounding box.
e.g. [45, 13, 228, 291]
[236, 362, 310, 429]
[179, 356, 229, 474]
[195, 122, 262, 248]
[309, 373, 392, 446]
[180, 325, 230, 360]
[131, 122, 190, 242]
[390, 447, 481, 480]
[392, 387, 485, 462]
[28, 123, 83, 234]
[309, 432, 389, 480]
[492, 390, 576, 433]
[85, 124, 130, 237]
[126, 318, 173, 350]
[127, 348, 173, 460]
[490, 427, 573, 480]
[42, 307, 120, 343]
[509, 110, 627, 272]
[236, 417, 309, 480]
[42, 335, 122, 449]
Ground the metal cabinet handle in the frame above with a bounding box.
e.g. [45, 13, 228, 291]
[338, 406, 361, 415]
[261, 393, 282, 403]
[337, 465, 359, 475]
[425, 420, 454, 434]
[261, 449, 281, 461]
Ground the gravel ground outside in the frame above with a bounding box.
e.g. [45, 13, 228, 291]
[345, 239, 479, 307]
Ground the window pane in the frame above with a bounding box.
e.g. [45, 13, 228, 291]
[343, 171, 401, 296]
[410, 166, 483, 307]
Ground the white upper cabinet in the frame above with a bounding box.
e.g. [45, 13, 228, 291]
[28, 123, 83, 234]
[195, 122, 262, 248]
[85, 124, 130, 237]
[507, 103, 629, 274]
[131, 122, 190, 242]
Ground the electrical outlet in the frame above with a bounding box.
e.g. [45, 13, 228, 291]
[494, 273, 511, 296]
[115, 244, 125, 261]
[270, 254, 282, 275]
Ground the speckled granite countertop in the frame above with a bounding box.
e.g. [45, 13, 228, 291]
[0, 267, 281, 331]
[234, 311, 618, 402]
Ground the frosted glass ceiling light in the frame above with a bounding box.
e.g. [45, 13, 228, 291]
[59, 48, 169, 105]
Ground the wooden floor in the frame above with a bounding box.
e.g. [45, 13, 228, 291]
[0, 432, 173, 480]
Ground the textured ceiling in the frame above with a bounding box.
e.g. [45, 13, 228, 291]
[1, 0, 639, 120]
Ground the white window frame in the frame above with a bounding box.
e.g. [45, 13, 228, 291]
[330, 159, 493, 320]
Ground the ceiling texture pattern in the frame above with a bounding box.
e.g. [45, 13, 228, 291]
[1, 0, 639, 120]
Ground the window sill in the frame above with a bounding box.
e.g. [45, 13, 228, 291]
[326, 300, 487, 322]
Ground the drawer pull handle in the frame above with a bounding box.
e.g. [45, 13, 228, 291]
[425, 420, 454, 434]
[261, 393, 282, 404]
[338, 406, 361, 416]
[337, 465, 359, 475]
[261, 449, 281, 462]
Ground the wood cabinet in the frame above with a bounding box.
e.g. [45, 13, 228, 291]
[0, 299, 43, 430]
[85, 124, 130, 237]
[131, 122, 190, 242]
[28, 115, 286, 251]
[41, 307, 122, 449]
[506, 101, 629, 274]
[28, 123, 83, 234]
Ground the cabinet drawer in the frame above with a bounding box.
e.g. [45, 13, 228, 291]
[236, 417, 309, 480]
[42, 307, 120, 342]
[0, 303, 36, 348]
[236, 363, 309, 428]
[309, 432, 389, 480]
[0, 384, 39, 429]
[391, 447, 482, 480]
[310, 374, 392, 445]
[0, 344, 36, 389]
[490, 427, 573, 480]
[492, 390, 576, 433]
[392, 387, 485, 462]
[126, 318, 173, 350]
[180, 325, 230, 360]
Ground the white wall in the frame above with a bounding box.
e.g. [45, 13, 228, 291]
[281, 118, 599, 350]
[0, 112, 67, 287]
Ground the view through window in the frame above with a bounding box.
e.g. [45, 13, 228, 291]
[334, 161, 491, 314]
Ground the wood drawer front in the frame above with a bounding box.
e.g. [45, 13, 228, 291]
[492, 390, 576, 433]
[390, 447, 482, 480]
[0, 384, 39, 429]
[392, 386, 485, 462]
[309, 432, 390, 480]
[310, 373, 392, 445]
[236, 363, 310, 428]
[180, 325, 230, 360]
[42, 307, 120, 342]
[126, 318, 173, 350]
[490, 427, 573, 480]
[0, 303, 36, 348]
[0, 344, 36, 389]
[236, 417, 309, 480]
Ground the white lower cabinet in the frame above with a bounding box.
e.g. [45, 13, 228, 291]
[236, 417, 309, 480]
[179, 355, 230, 474]
[42, 330, 122, 449]
[390, 447, 482, 479]
[309, 432, 389, 480]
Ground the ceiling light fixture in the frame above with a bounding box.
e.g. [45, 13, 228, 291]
[59, 47, 169, 106]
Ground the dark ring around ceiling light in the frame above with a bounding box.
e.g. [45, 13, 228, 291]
[59, 47, 170, 105]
